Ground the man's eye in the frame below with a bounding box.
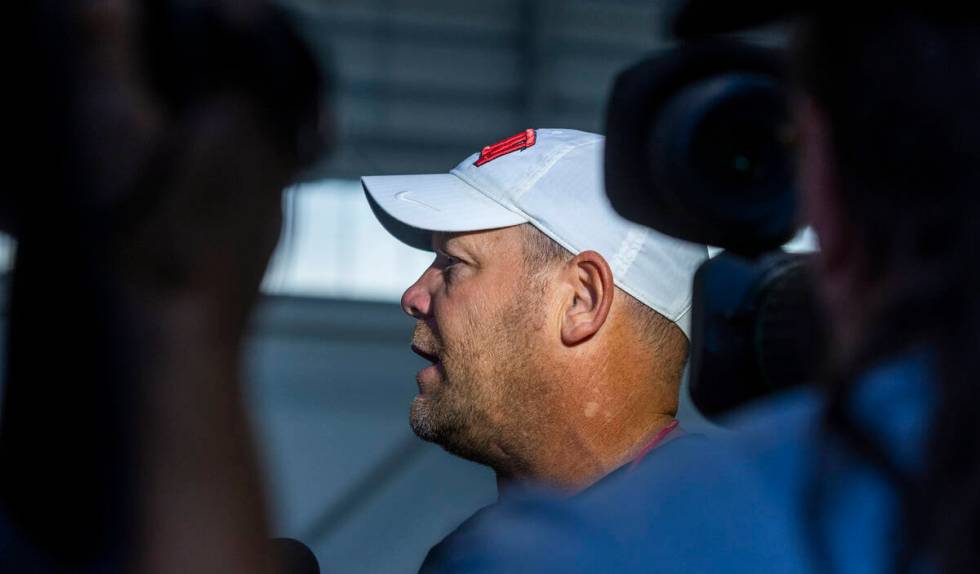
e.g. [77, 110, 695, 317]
[442, 256, 461, 283]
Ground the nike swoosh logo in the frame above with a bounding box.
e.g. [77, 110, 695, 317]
[395, 191, 441, 211]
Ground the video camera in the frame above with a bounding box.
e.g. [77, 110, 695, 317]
[604, 35, 828, 421]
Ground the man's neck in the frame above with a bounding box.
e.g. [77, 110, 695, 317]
[495, 412, 678, 496]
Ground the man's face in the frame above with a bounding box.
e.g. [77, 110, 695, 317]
[401, 226, 556, 472]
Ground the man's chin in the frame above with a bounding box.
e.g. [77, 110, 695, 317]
[409, 398, 500, 469]
[409, 397, 472, 453]
[409, 396, 443, 443]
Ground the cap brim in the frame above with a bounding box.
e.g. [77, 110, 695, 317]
[362, 173, 527, 251]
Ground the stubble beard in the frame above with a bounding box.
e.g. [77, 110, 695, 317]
[409, 292, 546, 473]
[408, 320, 506, 467]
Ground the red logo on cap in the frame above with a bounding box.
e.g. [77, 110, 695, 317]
[474, 129, 537, 167]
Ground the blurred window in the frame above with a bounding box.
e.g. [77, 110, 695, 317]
[783, 227, 818, 253]
[262, 179, 434, 301]
[0, 234, 14, 275]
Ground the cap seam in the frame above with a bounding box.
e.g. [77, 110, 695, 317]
[517, 215, 685, 329]
[451, 136, 602, 206]
[610, 227, 648, 278]
[442, 172, 534, 224]
[511, 137, 603, 200]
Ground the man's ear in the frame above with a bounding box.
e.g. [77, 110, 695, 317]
[559, 250, 614, 346]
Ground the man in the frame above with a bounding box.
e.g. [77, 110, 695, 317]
[362, 129, 707, 562]
[410, 4, 980, 574]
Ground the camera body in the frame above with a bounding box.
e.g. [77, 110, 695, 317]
[605, 39, 827, 421]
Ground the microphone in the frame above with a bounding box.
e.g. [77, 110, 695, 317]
[271, 537, 320, 574]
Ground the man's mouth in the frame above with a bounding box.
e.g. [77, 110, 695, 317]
[411, 344, 441, 365]
[410, 344, 443, 393]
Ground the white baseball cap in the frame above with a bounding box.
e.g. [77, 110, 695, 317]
[362, 128, 709, 337]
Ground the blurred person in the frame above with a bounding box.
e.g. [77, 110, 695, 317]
[409, 4, 980, 573]
[362, 129, 707, 570]
[1, 0, 324, 572]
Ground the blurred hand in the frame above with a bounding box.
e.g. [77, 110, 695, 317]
[50, 2, 321, 573]
[68, 0, 309, 343]
[114, 96, 294, 343]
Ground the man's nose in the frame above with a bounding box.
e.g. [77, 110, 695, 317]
[401, 273, 433, 319]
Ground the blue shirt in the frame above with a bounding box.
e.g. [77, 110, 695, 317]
[419, 423, 697, 573]
[425, 354, 933, 573]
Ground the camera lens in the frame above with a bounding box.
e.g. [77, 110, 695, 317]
[649, 73, 797, 254]
[604, 40, 795, 256]
[694, 94, 783, 189]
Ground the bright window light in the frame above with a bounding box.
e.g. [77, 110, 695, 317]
[262, 179, 435, 301]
